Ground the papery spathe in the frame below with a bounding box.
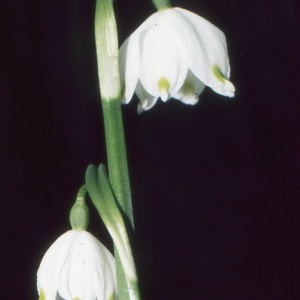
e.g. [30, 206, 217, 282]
[119, 7, 235, 113]
[37, 230, 117, 300]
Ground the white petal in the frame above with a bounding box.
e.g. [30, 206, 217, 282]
[57, 235, 96, 300]
[37, 231, 116, 300]
[57, 231, 116, 300]
[135, 80, 158, 114]
[212, 79, 235, 97]
[119, 36, 140, 104]
[174, 7, 235, 96]
[119, 13, 163, 104]
[161, 9, 210, 84]
[92, 235, 117, 300]
[210, 64, 235, 97]
[37, 231, 76, 300]
[139, 11, 188, 100]
[173, 70, 205, 105]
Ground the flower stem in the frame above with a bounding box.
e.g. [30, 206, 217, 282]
[100, 99, 135, 300]
[101, 98, 134, 227]
[86, 165, 140, 300]
[94, 0, 136, 299]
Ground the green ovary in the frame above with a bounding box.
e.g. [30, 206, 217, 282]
[212, 64, 226, 83]
[158, 77, 170, 92]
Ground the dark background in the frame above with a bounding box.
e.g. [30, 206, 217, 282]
[1, 0, 300, 299]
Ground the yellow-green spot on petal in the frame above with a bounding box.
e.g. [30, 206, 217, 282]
[158, 77, 170, 93]
[108, 293, 115, 300]
[180, 79, 195, 95]
[39, 288, 46, 300]
[213, 64, 226, 83]
[73, 298, 81, 300]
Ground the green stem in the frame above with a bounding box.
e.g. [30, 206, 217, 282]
[101, 98, 134, 227]
[94, 0, 133, 225]
[101, 99, 136, 300]
[94, 0, 135, 299]
[86, 165, 140, 300]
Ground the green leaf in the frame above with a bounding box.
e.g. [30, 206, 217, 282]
[85, 164, 141, 300]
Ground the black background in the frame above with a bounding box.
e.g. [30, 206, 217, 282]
[1, 0, 300, 299]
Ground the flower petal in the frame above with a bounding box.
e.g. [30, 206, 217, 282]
[37, 231, 76, 300]
[138, 11, 188, 100]
[37, 231, 116, 300]
[135, 80, 158, 113]
[211, 64, 235, 97]
[92, 235, 116, 300]
[173, 70, 205, 105]
[119, 13, 163, 104]
[159, 9, 209, 83]
[119, 35, 140, 104]
[173, 7, 235, 96]
[57, 231, 116, 300]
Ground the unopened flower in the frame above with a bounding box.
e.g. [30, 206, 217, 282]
[119, 7, 235, 113]
[37, 230, 117, 300]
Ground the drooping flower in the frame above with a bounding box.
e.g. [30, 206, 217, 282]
[37, 230, 117, 300]
[119, 7, 235, 113]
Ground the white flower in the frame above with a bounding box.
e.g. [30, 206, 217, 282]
[119, 7, 235, 113]
[37, 230, 117, 300]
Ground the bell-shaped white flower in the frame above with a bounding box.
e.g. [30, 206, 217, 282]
[119, 7, 235, 113]
[37, 230, 117, 300]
